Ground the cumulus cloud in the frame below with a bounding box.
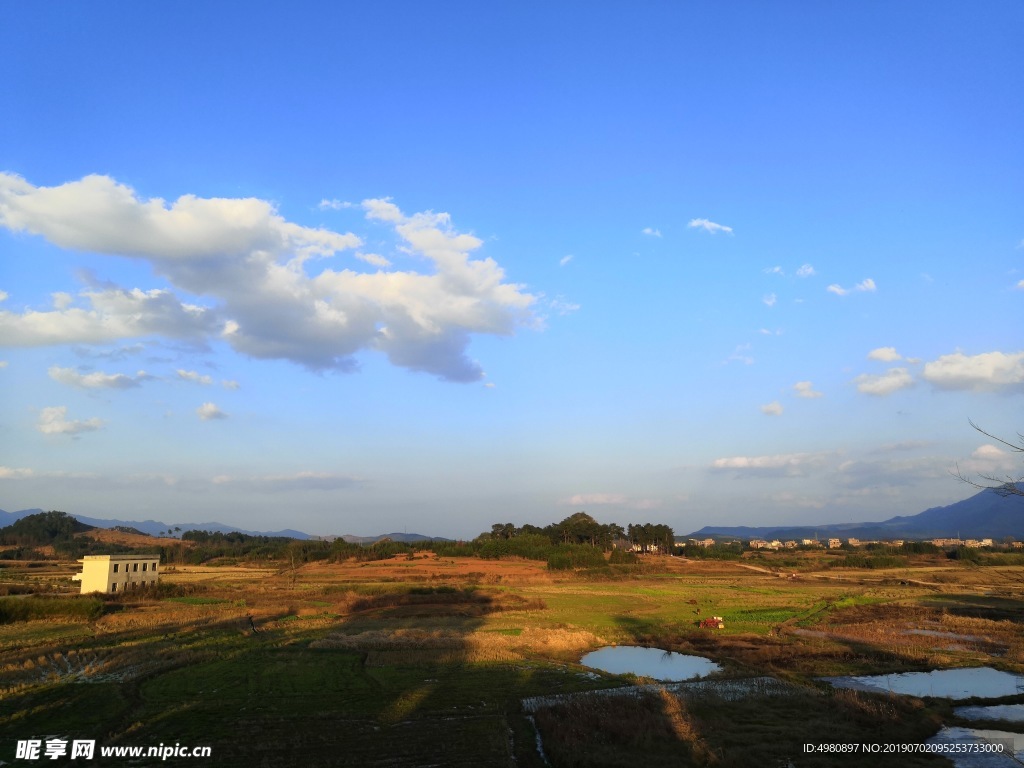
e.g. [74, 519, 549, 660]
[854, 367, 914, 396]
[51, 292, 73, 309]
[796, 264, 815, 277]
[710, 452, 827, 477]
[0, 286, 218, 346]
[0, 360, 8, 368]
[688, 218, 733, 235]
[922, 351, 1024, 392]
[48, 366, 151, 389]
[760, 401, 783, 415]
[196, 402, 227, 420]
[355, 252, 391, 268]
[1016, 279, 1024, 290]
[973, 444, 1009, 461]
[641, 227, 662, 238]
[762, 293, 777, 307]
[827, 278, 876, 296]
[793, 381, 823, 399]
[0, 173, 537, 383]
[559, 255, 573, 267]
[37, 406, 103, 435]
[763, 266, 783, 276]
[177, 369, 213, 385]
[221, 379, 240, 390]
[868, 346, 902, 362]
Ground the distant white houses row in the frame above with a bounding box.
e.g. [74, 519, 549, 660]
[742, 537, 1008, 550]
[72, 554, 160, 594]
[685, 537, 1019, 551]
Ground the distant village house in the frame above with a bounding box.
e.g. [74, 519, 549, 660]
[72, 554, 160, 594]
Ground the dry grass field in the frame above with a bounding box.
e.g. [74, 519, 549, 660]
[1, 551, 1023, 766]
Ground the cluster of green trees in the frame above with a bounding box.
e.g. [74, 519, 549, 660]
[485, 512, 674, 553]
[473, 512, 672, 571]
[0, 511, 150, 560]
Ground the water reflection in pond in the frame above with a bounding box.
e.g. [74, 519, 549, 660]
[955, 704, 1024, 723]
[581, 646, 721, 681]
[824, 667, 1024, 700]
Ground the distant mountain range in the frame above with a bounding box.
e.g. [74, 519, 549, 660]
[0, 508, 312, 540]
[687, 485, 1024, 541]
[4, 485, 1020, 545]
[0, 508, 451, 544]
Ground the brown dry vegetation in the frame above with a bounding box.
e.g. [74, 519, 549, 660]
[1, 551, 1023, 766]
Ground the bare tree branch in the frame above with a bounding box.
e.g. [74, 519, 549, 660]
[952, 421, 1024, 497]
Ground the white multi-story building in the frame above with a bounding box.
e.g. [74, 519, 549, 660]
[72, 554, 160, 594]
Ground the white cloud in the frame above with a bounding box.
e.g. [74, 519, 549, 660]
[837, 456, 946, 487]
[710, 452, 827, 476]
[51, 292, 73, 309]
[0, 466, 34, 479]
[565, 493, 661, 509]
[641, 227, 662, 238]
[922, 351, 1024, 392]
[763, 266, 783, 276]
[49, 366, 150, 389]
[762, 293, 777, 307]
[210, 471, 358, 491]
[548, 297, 580, 316]
[0, 286, 218, 346]
[355, 252, 392, 268]
[796, 264, 815, 278]
[0, 172, 361, 262]
[964, 444, 1019, 475]
[827, 278, 876, 297]
[37, 406, 103, 435]
[318, 198, 352, 210]
[688, 218, 733, 235]
[559, 254, 573, 267]
[854, 367, 914, 396]
[793, 381, 823, 399]
[1015, 279, 1024, 290]
[0, 174, 537, 382]
[221, 379, 240, 390]
[0, 360, 8, 368]
[868, 346, 902, 362]
[760, 400, 783, 415]
[0, 290, 7, 301]
[177, 369, 213, 385]
[196, 402, 227, 420]
[972, 444, 1007, 461]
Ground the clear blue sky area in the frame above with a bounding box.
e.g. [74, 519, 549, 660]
[1, 2, 1021, 537]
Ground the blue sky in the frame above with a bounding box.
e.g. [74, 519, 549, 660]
[1, 2, 1021, 537]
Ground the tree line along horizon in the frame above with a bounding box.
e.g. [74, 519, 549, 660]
[0, 511, 672, 570]
[3, 510, 1021, 572]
